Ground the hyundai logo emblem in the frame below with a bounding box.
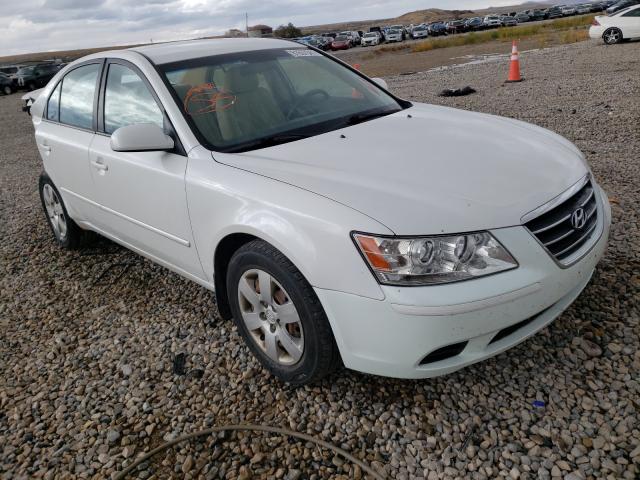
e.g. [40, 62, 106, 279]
[570, 207, 587, 230]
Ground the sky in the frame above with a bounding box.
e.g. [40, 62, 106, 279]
[1, 0, 530, 56]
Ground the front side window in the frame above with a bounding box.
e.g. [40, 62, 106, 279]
[622, 7, 640, 15]
[59, 63, 100, 129]
[47, 82, 62, 121]
[104, 63, 164, 134]
[161, 48, 402, 152]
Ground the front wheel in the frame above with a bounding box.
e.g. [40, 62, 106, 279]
[2, 85, 12, 95]
[227, 240, 341, 385]
[603, 28, 622, 45]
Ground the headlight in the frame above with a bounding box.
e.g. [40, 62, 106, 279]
[353, 232, 517, 286]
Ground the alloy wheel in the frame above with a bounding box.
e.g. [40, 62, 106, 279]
[604, 29, 621, 44]
[42, 184, 67, 241]
[237, 269, 304, 366]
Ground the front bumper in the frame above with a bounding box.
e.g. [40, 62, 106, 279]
[316, 186, 611, 379]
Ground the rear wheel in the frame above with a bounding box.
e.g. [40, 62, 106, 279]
[227, 240, 341, 385]
[603, 28, 622, 45]
[39, 173, 85, 249]
[2, 85, 12, 95]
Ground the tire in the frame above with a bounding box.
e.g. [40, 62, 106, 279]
[39, 173, 85, 249]
[603, 28, 623, 45]
[2, 85, 11, 95]
[226, 239, 341, 385]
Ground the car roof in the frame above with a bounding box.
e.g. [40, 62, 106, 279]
[129, 38, 299, 65]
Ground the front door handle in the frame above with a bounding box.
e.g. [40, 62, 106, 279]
[91, 159, 109, 172]
[41, 144, 51, 153]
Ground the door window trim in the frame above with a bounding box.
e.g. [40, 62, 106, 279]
[43, 59, 106, 133]
[97, 58, 186, 156]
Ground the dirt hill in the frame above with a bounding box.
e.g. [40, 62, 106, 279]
[301, 2, 550, 34]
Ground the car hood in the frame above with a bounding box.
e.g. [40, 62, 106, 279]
[213, 103, 589, 235]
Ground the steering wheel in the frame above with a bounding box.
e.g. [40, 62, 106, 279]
[286, 89, 330, 120]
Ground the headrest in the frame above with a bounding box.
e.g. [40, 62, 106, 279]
[223, 64, 260, 94]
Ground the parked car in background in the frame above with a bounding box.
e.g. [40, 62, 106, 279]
[591, 4, 640, 43]
[546, 6, 564, 18]
[386, 28, 404, 42]
[515, 12, 531, 22]
[0, 65, 20, 81]
[411, 25, 430, 39]
[465, 17, 485, 30]
[428, 22, 449, 36]
[483, 15, 503, 28]
[16, 64, 59, 91]
[576, 4, 594, 14]
[446, 20, 467, 34]
[369, 26, 386, 42]
[561, 5, 577, 15]
[361, 32, 381, 46]
[306, 37, 330, 51]
[331, 35, 351, 50]
[28, 38, 611, 384]
[390, 25, 407, 40]
[607, 0, 640, 14]
[501, 15, 518, 26]
[525, 9, 548, 20]
[0, 72, 15, 95]
[339, 31, 360, 45]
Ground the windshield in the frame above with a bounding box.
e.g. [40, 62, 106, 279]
[161, 48, 403, 153]
[364, 33, 377, 37]
[18, 67, 34, 75]
[335, 36, 348, 41]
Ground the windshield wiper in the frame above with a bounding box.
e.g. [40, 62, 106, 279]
[230, 133, 311, 153]
[346, 110, 397, 126]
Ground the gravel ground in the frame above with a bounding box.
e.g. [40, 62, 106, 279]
[1, 39, 639, 480]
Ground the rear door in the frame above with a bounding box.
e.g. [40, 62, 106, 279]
[87, 59, 204, 278]
[619, 7, 640, 36]
[35, 61, 103, 221]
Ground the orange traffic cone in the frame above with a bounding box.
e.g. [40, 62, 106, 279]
[506, 41, 523, 83]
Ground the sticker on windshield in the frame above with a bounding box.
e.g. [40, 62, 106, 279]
[285, 49, 322, 57]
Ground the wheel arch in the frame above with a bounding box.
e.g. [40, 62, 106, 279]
[213, 232, 258, 320]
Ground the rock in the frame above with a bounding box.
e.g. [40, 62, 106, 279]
[106, 430, 120, 444]
[181, 455, 193, 473]
[608, 343, 622, 353]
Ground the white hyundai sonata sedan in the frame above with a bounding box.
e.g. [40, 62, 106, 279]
[29, 38, 611, 384]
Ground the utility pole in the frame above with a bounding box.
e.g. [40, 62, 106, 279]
[246, 13, 249, 37]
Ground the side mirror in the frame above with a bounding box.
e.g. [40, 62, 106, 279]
[372, 77, 389, 90]
[110, 123, 174, 152]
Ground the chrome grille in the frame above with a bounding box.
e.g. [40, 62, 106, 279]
[525, 180, 599, 263]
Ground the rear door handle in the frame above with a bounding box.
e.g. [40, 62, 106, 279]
[91, 159, 109, 172]
[41, 144, 51, 153]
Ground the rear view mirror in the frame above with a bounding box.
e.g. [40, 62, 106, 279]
[110, 124, 174, 152]
[372, 77, 388, 90]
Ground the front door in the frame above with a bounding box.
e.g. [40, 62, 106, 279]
[88, 60, 204, 279]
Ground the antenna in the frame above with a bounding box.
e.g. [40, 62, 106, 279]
[246, 13, 249, 37]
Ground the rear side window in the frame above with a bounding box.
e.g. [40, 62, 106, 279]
[103, 63, 163, 134]
[622, 8, 640, 15]
[47, 82, 62, 121]
[59, 63, 100, 130]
